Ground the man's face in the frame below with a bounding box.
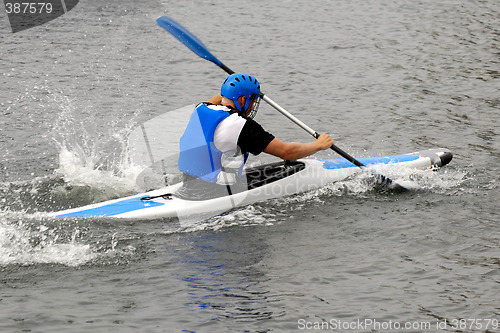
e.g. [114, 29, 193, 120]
[238, 96, 260, 119]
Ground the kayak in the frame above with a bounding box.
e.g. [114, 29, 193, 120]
[50, 148, 452, 220]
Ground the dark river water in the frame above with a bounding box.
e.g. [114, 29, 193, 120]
[1, 0, 499, 332]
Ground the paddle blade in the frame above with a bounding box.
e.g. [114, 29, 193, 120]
[371, 171, 409, 192]
[156, 16, 223, 67]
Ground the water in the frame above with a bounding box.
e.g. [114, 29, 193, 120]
[1, 0, 499, 332]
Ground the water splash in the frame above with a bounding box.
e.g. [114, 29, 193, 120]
[178, 205, 283, 233]
[0, 213, 95, 267]
[0, 92, 150, 267]
[49, 94, 145, 202]
[0, 210, 146, 267]
[366, 163, 470, 195]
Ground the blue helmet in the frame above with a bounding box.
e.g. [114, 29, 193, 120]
[221, 73, 261, 116]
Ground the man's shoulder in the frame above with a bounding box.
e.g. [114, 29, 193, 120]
[201, 103, 231, 112]
[217, 113, 247, 130]
[241, 117, 265, 132]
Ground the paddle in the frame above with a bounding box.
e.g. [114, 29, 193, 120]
[156, 16, 408, 191]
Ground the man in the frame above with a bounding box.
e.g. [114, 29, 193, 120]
[175, 73, 333, 199]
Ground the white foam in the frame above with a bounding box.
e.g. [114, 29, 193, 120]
[266, 164, 469, 209]
[55, 146, 142, 193]
[367, 163, 469, 194]
[0, 217, 96, 267]
[177, 205, 282, 233]
[49, 93, 150, 196]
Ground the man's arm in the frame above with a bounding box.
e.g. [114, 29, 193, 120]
[263, 133, 334, 160]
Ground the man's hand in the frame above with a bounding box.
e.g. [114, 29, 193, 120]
[315, 132, 334, 150]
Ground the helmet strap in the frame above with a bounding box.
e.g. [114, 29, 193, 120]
[233, 98, 242, 112]
[234, 96, 248, 113]
[244, 98, 251, 112]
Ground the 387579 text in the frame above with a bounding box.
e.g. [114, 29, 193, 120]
[4, 2, 53, 14]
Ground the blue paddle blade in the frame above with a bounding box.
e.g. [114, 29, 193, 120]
[156, 16, 223, 67]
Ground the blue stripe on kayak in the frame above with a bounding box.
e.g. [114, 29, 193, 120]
[56, 196, 164, 217]
[318, 154, 419, 170]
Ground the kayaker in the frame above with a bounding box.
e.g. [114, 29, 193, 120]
[175, 73, 334, 199]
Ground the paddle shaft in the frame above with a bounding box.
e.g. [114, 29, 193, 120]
[261, 95, 364, 168]
[219, 59, 366, 168]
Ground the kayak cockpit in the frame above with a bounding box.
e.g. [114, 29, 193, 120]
[173, 161, 306, 201]
[246, 161, 306, 190]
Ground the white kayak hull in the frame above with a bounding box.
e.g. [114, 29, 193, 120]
[50, 148, 452, 220]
